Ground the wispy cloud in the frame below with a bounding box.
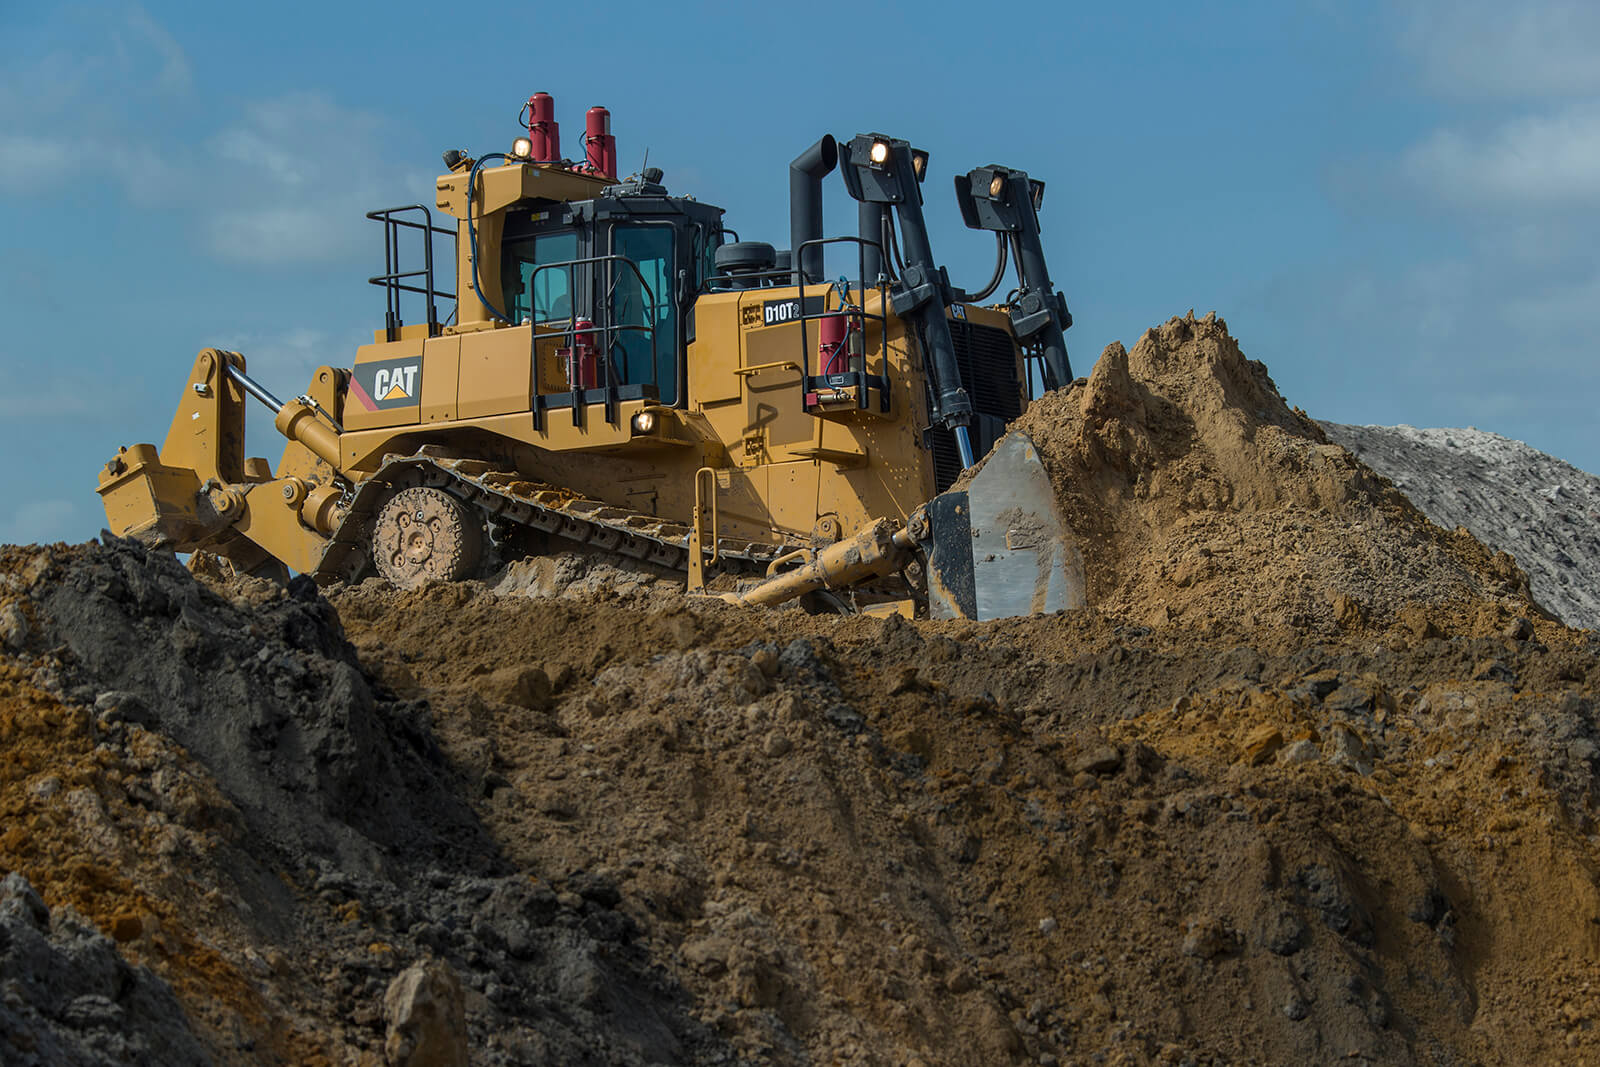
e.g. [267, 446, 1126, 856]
[1401, 103, 1600, 208]
[0, 7, 423, 266]
[211, 327, 339, 384]
[1399, 1, 1600, 98]
[122, 4, 192, 93]
[193, 92, 419, 264]
[0, 133, 77, 188]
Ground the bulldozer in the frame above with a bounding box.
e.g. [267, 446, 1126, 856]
[97, 93, 1084, 620]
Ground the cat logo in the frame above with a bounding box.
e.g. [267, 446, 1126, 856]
[351, 356, 424, 411]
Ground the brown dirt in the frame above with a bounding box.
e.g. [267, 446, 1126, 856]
[992, 312, 1537, 645]
[2, 312, 1598, 1065]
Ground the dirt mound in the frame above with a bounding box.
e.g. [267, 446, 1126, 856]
[3, 312, 1599, 1064]
[1007, 313, 1536, 644]
[1, 540, 737, 1065]
[328, 572, 1600, 1066]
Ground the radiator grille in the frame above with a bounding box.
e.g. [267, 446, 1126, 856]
[928, 320, 1025, 492]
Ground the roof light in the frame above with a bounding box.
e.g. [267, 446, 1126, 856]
[911, 149, 929, 182]
[869, 140, 890, 165]
[989, 173, 1006, 198]
[510, 136, 533, 161]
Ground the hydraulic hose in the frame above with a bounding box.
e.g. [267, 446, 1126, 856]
[467, 152, 514, 325]
[965, 233, 1010, 303]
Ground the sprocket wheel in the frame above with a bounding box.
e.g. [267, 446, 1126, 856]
[371, 486, 484, 589]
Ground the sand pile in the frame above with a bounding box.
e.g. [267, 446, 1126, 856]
[1007, 313, 1536, 643]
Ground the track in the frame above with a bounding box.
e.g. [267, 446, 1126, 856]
[311, 448, 805, 585]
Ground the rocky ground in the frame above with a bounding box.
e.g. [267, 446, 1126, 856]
[1, 313, 1597, 1065]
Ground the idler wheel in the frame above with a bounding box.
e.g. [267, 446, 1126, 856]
[371, 486, 483, 589]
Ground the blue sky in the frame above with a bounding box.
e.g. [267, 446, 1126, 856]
[4, 1, 1598, 544]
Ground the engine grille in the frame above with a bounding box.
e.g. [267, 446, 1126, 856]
[951, 319, 1024, 422]
[929, 320, 1024, 492]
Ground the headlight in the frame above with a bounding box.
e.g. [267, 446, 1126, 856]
[989, 173, 1006, 198]
[869, 140, 890, 165]
[630, 411, 657, 435]
[511, 136, 533, 160]
[911, 150, 928, 180]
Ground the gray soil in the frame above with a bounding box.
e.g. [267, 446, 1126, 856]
[1322, 423, 1600, 631]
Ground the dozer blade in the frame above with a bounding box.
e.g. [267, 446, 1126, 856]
[924, 430, 1086, 620]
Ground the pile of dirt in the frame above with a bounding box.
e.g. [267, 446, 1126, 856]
[1321, 422, 1600, 631]
[328, 576, 1600, 1066]
[1003, 313, 1536, 644]
[1, 312, 1598, 1065]
[1, 541, 735, 1065]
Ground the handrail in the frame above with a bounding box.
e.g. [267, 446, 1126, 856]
[366, 205, 457, 341]
[794, 235, 892, 414]
[733, 360, 804, 377]
[687, 466, 720, 592]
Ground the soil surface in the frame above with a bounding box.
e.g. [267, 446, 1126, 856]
[2, 312, 1598, 1065]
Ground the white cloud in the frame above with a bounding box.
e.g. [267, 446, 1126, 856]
[0, 499, 81, 546]
[1401, 103, 1600, 207]
[1400, 1, 1600, 98]
[0, 11, 421, 267]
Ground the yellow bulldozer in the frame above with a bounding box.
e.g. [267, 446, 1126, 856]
[97, 93, 1084, 619]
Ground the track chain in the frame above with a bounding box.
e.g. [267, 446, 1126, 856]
[312, 451, 804, 584]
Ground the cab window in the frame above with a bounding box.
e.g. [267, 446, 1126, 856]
[503, 230, 578, 324]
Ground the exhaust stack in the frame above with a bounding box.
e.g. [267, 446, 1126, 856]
[789, 135, 838, 285]
[526, 92, 560, 161]
[584, 106, 617, 178]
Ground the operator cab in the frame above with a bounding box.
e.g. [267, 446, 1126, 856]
[497, 168, 726, 408]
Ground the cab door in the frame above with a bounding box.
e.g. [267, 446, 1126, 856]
[608, 222, 680, 405]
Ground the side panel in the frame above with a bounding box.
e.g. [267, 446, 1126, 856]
[420, 335, 460, 424]
[458, 326, 532, 420]
[687, 292, 743, 408]
[345, 340, 424, 431]
[740, 291, 816, 454]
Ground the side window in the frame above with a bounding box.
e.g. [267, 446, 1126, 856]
[612, 225, 678, 405]
[504, 230, 578, 323]
[698, 226, 723, 291]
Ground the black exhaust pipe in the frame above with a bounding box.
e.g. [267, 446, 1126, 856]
[789, 135, 838, 285]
